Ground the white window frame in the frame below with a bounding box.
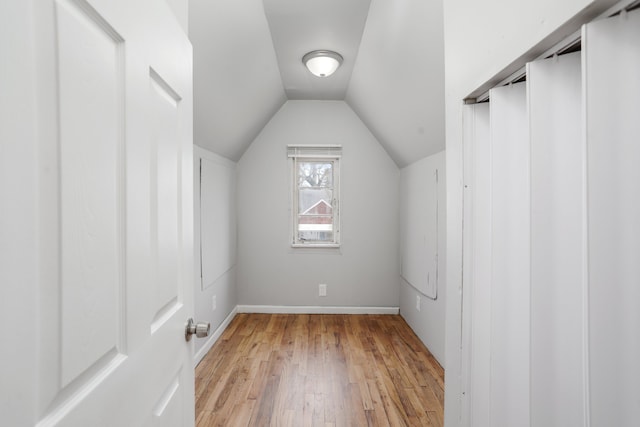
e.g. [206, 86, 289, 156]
[288, 145, 341, 248]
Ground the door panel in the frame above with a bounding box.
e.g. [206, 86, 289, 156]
[528, 52, 584, 427]
[150, 67, 183, 332]
[461, 102, 491, 427]
[14, 0, 195, 425]
[57, 0, 125, 389]
[489, 82, 530, 427]
[585, 9, 640, 426]
[150, 372, 183, 427]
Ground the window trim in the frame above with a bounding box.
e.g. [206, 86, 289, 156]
[288, 145, 341, 248]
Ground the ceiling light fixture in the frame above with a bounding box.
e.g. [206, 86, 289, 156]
[302, 50, 343, 77]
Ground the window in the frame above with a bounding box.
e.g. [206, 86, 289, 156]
[288, 145, 341, 247]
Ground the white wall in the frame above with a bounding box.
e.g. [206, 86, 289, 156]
[445, 0, 617, 100]
[399, 151, 446, 365]
[346, 0, 445, 167]
[193, 146, 238, 362]
[189, 0, 286, 161]
[236, 100, 399, 309]
[1, 1, 38, 424]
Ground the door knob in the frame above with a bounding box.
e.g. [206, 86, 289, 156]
[185, 318, 210, 341]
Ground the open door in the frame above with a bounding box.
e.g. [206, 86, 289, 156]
[2, 0, 196, 425]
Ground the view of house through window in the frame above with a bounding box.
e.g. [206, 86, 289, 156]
[288, 146, 341, 246]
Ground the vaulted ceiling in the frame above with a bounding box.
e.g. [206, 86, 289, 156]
[189, 0, 444, 168]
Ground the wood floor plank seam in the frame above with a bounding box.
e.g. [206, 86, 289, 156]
[195, 314, 444, 427]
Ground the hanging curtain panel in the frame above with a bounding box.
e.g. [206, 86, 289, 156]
[527, 52, 585, 427]
[489, 82, 530, 427]
[461, 102, 491, 427]
[584, 9, 640, 427]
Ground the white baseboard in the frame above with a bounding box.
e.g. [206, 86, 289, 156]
[236, 305, 399, 315]
[193, 306, 238, 368]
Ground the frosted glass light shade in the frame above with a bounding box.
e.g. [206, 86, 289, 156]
[302, 50, 343, 77]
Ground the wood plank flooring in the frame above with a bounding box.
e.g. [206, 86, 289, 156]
[195, 314, 444, 427]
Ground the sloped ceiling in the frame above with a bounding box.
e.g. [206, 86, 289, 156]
[263, 0, 371, 100]
[189, 0, 286, 161]
[346, 0, 445, 167]
[189, 0, 445, 167]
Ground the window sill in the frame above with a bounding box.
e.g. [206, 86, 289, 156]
[291, 243, 341, 249]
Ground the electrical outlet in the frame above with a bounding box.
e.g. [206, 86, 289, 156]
[212, 295, 217, 311]
[319, 283, 327, 297]
[416, 295, 421, 312]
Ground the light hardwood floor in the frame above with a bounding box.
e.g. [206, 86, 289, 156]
[195, 314, 444, 427]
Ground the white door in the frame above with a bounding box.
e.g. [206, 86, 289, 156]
[1, 0, 196, 426]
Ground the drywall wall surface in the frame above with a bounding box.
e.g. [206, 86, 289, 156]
[442, 0, 615, 425]
[200, 156, 236, 289]
[445, 0, 615, 99]
[346, 0, 445, 167]
[189, 0, 286, 161]
[236, 100, 399, 308]
[399, 151, 446, 365]
[193, 146, 238, 356]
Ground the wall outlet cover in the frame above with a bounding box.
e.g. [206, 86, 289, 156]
[416, 295, 421, 311]
[319, 283, 327, 297]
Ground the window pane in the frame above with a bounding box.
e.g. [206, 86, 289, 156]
[297, 161, 334, 243]
[291, 152, 339, 245]
[298, 161, 333, 188]
[298, 188, 333, 214]
[298, 228, 333, 242]
[298, 188, 333, 242]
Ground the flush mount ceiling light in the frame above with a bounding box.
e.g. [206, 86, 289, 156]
[302, 50, 343, 77]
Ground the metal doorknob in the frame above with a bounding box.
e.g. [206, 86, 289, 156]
[185, 318, 210, 341]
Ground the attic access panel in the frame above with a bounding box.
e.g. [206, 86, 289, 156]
[401, 165, 439, 299]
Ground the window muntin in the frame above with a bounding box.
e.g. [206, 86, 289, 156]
[289, 146, 341, 247]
